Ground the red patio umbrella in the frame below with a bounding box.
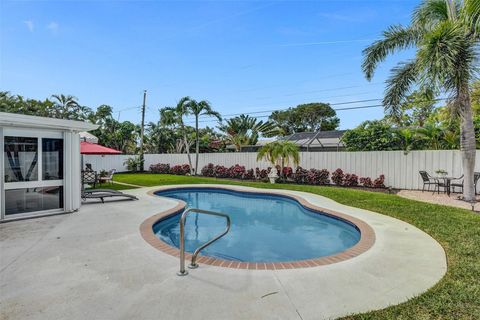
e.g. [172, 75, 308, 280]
[80, 141, 122, 155]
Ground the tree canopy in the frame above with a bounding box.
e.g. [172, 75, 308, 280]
[269, 102, 339, 136]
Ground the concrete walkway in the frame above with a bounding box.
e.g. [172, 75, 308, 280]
[0, 185, 447, 320]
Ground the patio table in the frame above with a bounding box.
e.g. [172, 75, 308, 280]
[433, 176, 456, 196]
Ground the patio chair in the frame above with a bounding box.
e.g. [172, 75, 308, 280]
[451, 172, 480, 195]
[419, 171, 438, 192]
[81, 189, 138, 203]
[82, 170, 98, 188]
[99, 169, 116, 185]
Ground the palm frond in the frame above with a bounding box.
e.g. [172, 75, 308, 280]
[412, 0, 450, 29]
[383, 60, 419, 118]
[362, 25, 420, 80]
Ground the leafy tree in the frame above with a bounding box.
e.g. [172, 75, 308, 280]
[219, 114, 279, 151]
[270, 103, 339, 135]
[187, 99, 222, 175]
[341, 120, 401, 151]
[386, 89, 436, 127]
[362, 0, 480, 200]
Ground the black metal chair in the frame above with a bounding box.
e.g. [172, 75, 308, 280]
[419, 171, 438, 192]
[82, 170, 98, 188]
[451, 172, 480, 195]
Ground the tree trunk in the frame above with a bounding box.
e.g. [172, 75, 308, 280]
[184, 134, 193, 175]
[458, 88, 477, 201]
[195, 115, 199, 175]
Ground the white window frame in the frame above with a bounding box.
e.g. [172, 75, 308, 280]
[2, 128, 65, 219]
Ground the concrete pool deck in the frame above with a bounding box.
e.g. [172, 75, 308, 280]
[0, 184, 447, 320]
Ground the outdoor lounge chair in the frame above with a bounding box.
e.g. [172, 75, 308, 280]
[82, 189, 138, 203]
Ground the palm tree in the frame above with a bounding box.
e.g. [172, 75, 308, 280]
[51, 94, 81, 119]
[257, 141, 300, 180]
[396, 128, 418, 154]
[362, 0, 480, 201]
[219, 114, 279, 151]
[160, 97, 194, 173]
[187, 99, 222, 175]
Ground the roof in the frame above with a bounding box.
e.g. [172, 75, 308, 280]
[80, 141, 122, 155]
[283, 130, 346, 148]
[0, 112, 98, 132]
[80, 131, 99, 143]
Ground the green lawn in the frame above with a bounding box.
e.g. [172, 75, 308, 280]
[116, 173, 480, 319]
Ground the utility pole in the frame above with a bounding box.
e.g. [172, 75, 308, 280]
[139, 90, 146, 172]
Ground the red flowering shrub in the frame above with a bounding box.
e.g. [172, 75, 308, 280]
[149, 163, 170, 174]
[306, 169, 330, 185]
[201, 163, 215, 177]
[294, 167, 308, 184]
[255, 167, 269, 181]
[214, 165, 229, 178]
[171, 164, 190, 175]
[228, 164, 246, 179]
[343, 173, 359, 187]
[359, 177, 373, 188]
[331, 168, 344, 185]
[373, 174, 385, 188]
[244, 168, 255, 180]
[282, 167, 294, 179]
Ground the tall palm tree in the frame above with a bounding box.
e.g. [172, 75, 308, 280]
[187, 99, 222, 175]
[362, 0, 480, 201]
[160, 97, 194, 173]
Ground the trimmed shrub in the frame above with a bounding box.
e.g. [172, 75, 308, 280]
[255, 167, 269, 181]
[171, 164, 190, 175]
[214, 165, 229, 178]
[228, 164, 246, 179]
[294, 167, 309, 184]
[306, 169, 330, 185]
[373, 174, 386, 188]
[150, 163, 170, 174]
[331, 168, 344, 185]
[344, 173, 359, 187]
[201, 163, 215, 177]
[282, 167, 294, 179]
[360, 177, 373, 188]
[244, 168, 255, 180]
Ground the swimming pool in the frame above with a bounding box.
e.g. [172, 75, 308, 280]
[152, 187, 362, 263]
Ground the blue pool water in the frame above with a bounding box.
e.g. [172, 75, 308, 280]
[153, 188, 361, 262]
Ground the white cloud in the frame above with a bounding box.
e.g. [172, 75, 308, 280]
[47, 21, 59, 34]
[23, 20, 34, 32]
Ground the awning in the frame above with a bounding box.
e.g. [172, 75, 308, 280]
[80, 141, 122, 155]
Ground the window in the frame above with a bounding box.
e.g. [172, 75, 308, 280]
[5, 187, 64, 215]
[4, 137, 38, 182]
[42, 138, 63, 180]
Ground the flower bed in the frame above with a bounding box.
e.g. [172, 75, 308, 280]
[148, 162, 386, 189]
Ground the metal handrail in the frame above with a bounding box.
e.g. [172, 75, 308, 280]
[177, 208, 231, 276]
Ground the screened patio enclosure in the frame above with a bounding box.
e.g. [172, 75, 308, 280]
[0, 112, 97, 221]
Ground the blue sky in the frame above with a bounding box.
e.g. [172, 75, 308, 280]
[1, 0, 418, 129]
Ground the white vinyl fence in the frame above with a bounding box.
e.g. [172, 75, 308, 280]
[84, 150, 480, 190]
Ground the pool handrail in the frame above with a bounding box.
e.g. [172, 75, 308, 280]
[177, 207, 231, 276]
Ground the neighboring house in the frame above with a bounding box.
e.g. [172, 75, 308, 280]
[238, 130, 346, 152]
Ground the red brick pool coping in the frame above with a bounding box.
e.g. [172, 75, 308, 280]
[140, 185, 376, 270]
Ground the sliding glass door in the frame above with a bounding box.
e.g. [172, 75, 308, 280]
[2, 129, 65, 218]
